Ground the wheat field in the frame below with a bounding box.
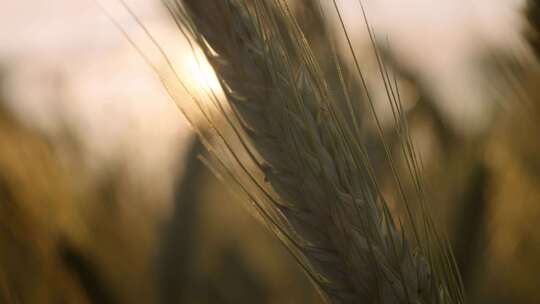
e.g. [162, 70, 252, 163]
[0, 0, 540, 303]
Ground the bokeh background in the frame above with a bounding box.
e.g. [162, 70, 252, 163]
[1, 0, 539, 303]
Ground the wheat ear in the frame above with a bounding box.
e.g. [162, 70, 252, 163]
[159, 1, 463, 303]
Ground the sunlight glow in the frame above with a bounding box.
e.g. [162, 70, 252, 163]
[184, 53, 223, 94]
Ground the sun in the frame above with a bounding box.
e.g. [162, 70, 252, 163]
[184, 53, 223, 94]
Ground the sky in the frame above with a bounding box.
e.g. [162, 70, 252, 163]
[0, 0, 530, 175]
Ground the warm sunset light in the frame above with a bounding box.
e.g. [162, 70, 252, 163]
[184, 52, 223, 94]
[1, 1, 539, 303]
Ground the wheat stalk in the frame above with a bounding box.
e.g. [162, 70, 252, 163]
[527, 0, 540, 55]
[145, 0, 465, 303]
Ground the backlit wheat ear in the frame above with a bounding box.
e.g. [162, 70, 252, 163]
[157, 0, 464, 303]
